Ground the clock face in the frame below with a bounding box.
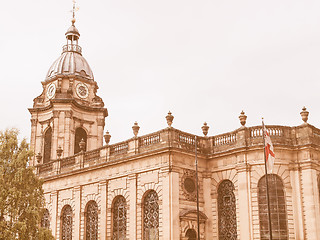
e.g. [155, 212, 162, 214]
[46, 83, 56, 99]
[76, 83, 89, 99]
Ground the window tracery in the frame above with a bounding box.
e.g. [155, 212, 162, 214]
[218, 180, 237, 240]
[181, 169, 197, 201]
[85, 201, 98, 240]
[41, 209, 50, 229]
[61, 205, 73, 240]
[258, 174, 288, 240]
[112, 196, 127, 240]
[143, 190, 159, 240]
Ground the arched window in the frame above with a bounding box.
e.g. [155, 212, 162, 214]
[85, 201, 98, 240]
[43, 127, 52, 163]
[74, 127, 87, 154]
[186, 229, 197, 240]
[41, 209, 50, 229]
[112, 196, 127, 240]
[61, 205, 73, 240]
[143, 190, 159, 240]
[218, 180, 237, 240]
[258, 174, 288, 240]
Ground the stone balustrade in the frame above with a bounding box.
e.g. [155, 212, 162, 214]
[36, 124, 320, 177]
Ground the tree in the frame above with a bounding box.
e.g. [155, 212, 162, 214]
[0, 129, 54, 240]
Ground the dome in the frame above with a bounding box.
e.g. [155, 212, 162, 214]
[45, 21, 94, 81]
[65, 24, 80, 40]
[46, 50, 94, 81]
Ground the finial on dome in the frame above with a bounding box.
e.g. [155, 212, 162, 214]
[65, 0, 80, 43]
[71, 0, 79, 25]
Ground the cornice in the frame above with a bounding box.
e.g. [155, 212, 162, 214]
[28, 98, 108, 117]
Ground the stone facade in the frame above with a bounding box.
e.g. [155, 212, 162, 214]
[30, 17, 320, 240]
[33, 122, 320, 240]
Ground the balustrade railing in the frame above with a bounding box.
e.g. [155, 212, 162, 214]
[39, 162, 53, 173]
[37, 124, 320, 177]
[62, 44, 82, 54]
[179, 132, 196, 145]
[313, 127, 320, 138]
[250, 126, 283, 138]
[61, 156, 76, 168]
[213, 133, 236, 146]
[110, 141, 129, 155]
[139, 133, 161, 147]
[84, 149, 100, 162]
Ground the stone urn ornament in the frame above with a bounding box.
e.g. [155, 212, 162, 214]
[132, 122, 140, 137]
[79, 138, 86, 152]
[300, 106, 309, 123]
[166, 111, 174, 128]
[201, 122, 209, 136]
[104, 131, 111, 145]
[239, 110, 247, 126]
[57, 146, 63, 158]
[36, 152, 42, 164]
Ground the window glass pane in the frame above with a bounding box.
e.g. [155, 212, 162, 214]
[86, 201, 98, 240]
[143, 190, 159, 240]
[258, 174, 288, 240]
[218, 180, 237, 240]
[112, 196, 127, 240]
[61, 205, 72, 240]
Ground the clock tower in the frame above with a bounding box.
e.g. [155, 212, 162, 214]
[29, 18, 108, 166]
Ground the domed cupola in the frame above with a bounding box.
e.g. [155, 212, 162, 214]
[46, 18, 94, 81]
[29, 9, 108, 165]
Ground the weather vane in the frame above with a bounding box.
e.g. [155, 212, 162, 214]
[71, 0, 79, 23]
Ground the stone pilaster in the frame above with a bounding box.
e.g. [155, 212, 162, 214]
[128, 174, 137, 239]
[97, 117, 105, 148]
[300, 161, 320, 239]
[99, 180, 108, 240]
[52, 110, 60, 159]
[50, 191, 58, 238]
[64, 111, 72, 156]
[203, 171, 213, 239]
[74, 186, 81, 240]
[236, 162, 253, 239]
[160, 167, 171, 239]
[289, 164, 305, 239]
[30, 118, 38, 166]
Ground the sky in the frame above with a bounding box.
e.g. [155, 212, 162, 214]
[1, 0, 320, 144]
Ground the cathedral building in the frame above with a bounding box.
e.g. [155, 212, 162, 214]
[29, 18, 320, 240]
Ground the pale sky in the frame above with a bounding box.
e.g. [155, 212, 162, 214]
[1, 0, 320, 143]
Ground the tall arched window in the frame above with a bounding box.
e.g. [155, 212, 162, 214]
[43, 127, 52, 163]
[258, 174, 288, 240]
[186, 229, 197, 240]
[74, 127, 87, 154]
[41, 209, 50, 229]
[61, 205, 73, 240]
[85, 201, 98, 240]
[112, 196, 127, 240]
[143, 190, 159, 240]
[218, 180, 237, 240]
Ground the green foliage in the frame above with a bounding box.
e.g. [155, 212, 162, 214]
[0, 129, 54, 240]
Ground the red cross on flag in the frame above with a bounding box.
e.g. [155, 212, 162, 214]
[263, 126, 275, 173]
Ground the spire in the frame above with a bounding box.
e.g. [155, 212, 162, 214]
[63, 0, 81, 54]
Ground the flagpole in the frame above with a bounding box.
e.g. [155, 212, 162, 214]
[262, 120, 273, 240]
[195, 136, 200, 240]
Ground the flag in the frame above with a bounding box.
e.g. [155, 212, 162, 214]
[263, 125, 275, 173]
